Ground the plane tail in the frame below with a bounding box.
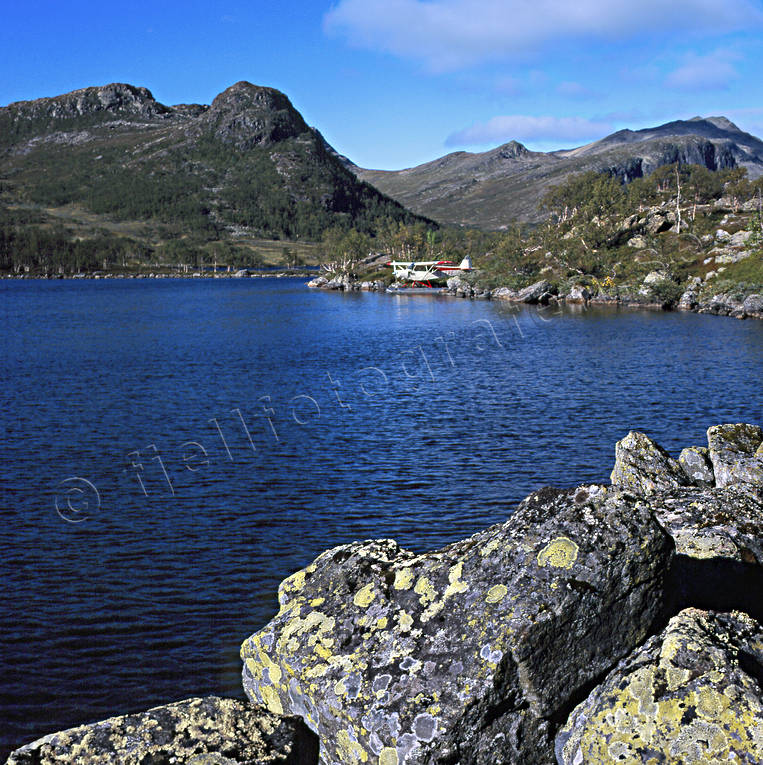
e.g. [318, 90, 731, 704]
[459, 256, 472, 271]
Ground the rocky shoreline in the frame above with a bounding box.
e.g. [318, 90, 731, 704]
[307, 274, 763, 321]
[6, 424, 762, 764]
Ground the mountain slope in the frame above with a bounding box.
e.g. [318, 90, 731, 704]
[0, 81, 426, 243]
[353, 118, 763, 228]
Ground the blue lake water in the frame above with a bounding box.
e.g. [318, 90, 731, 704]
[1, 277, 761, 757]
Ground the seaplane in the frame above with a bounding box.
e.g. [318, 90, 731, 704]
[385, 256, 472, 289]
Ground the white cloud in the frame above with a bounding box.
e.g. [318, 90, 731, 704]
[324, 0, 762, 71]
[665, 50, 740, 91]
[446, 114, 614, 145]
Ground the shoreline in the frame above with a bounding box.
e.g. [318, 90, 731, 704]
[308, 275, 763, 321]
[3, 271, 761, 321]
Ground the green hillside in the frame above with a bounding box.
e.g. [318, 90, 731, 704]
[0, 82, 428, 273]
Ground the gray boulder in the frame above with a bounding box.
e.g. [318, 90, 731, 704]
[743, 293, 763, 316]
[241, 485, 672, 765]
[678, 446, 714, 486]
[645, 484, 763, 568]
[556, 608, 763, 764]
[5, 696, 319, 765]
[491, 286, 519, 301]
[517, 280, 556, 304]
[565, 285, 591, 304]
[610, 431, 689, 495]
[707, 423, 763, 495]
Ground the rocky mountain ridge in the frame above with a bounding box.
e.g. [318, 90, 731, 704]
[0, 82, 424, 247]
[353, 117, 763, 228]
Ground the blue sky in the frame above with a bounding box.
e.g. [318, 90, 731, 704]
[2, 0, 763, 169]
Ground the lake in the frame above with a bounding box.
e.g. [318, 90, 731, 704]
[1, 277, 761, 758]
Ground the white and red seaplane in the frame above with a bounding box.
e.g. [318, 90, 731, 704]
[385, 256, 472, 289]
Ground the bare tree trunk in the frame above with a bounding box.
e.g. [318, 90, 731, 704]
[675, 165, 682, 234]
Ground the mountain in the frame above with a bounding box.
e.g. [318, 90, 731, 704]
[352, 118, 763, 229]
[0, 81, 425, 245]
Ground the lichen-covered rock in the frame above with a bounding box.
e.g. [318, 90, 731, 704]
[707, 423, 763, 496]
[555, 608, 763, 764]
[610, 431, 689, 495]
[678, 446, 715, 486]
[5, 696, 319, 765]
[644, 485, 763, 567]
[241, 485, 673, 765]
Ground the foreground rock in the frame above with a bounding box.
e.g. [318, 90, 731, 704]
[609, 425, 763, 620]
[556, 608, 763, 764]
[610, 430, 689, 495]
[6, 697, 319, 765]
[241, 486, 672, 765]
[707, 423, 763, 495]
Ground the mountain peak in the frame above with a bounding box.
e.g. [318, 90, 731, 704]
[702, 116, 742, 132]
[497, 140, 530, 159]
[203, 82, 308, 149]
[210, 82, 295, 114]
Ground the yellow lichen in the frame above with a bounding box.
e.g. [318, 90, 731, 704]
[398, 611, 414, 632]
[282, 569, 306, 592]
[480, 537, 501, 557]
[336, 729, 368, 764]
[485, 584, 508, 604]
[444, 562, 469, 598]
[393, 568, 414, 590]
[315, 644, 333, 660]
[379, 747, 398, 765]
[537, 537, 579, 569]
[414, 576, 437, 605]
[260, 685, 283, 715]
[354, 583, 377, 608]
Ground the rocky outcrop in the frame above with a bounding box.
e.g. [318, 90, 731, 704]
[556, 608, 763, 764]
[10, 424, 760, 765]
[565, 285, 591, 304]
[2, 83, 171, 127]
[608, 425, 763, 623]
[5, 697, 319, 765]
[610, 430, 689, 495]
[490, 280, 556, 305]
[198, 82, 310, 150]
[678, 445, 714, 486]
[241, 485, 673, 765]
[239, 422, 760, 764]
[707, 423, 763, 494]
